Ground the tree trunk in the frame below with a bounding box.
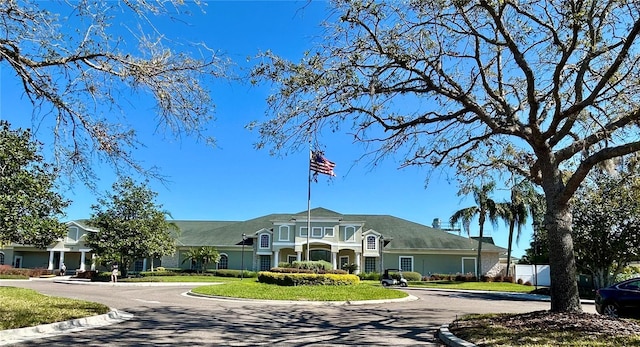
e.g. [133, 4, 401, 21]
[477, 215, 485, 280]
[506, 221, 515, 278]
[544, 196, 582, 312]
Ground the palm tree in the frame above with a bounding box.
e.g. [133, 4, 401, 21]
[182, 246, 220, 274]
[181, 247, 202, 272]
[450, 182, 499, 278]
[199, 246, 220, 273]
[496, 182, 530, 278]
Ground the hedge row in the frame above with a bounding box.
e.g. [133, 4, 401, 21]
[258, 271, 360, 286]
[424, 273, 515, 283]
[0, 265, 50, 278]
[269, 267, 348, 275]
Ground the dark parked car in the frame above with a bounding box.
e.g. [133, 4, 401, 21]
[595, 278, 640, 318]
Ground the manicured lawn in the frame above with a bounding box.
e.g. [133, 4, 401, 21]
[410, 280, 539, 293]
[191, 279, 408, 301]
[0, 287, 110, 330]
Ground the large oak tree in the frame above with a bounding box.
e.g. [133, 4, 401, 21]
[250, 0, 640, 312]
[0, 121, 69, 248]
[1, 0, 226, 184]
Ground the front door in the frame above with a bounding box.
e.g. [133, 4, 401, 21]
[14, 256, 23, 268]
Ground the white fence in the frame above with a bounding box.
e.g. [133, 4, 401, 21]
[515, 264, 550, 287]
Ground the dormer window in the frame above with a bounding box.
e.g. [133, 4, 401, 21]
[67, 227, 79, 243]
[260, 234, 270, 248]
[366, 235, 377, 250]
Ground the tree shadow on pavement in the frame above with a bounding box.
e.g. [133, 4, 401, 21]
[10, 303, 445, 346]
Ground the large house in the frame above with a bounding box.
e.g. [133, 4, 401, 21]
[0, 208, 507, 277]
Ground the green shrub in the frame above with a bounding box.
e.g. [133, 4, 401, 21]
[402, 271, 422, 281]
[0, 266, 51, 278]
[92, 272, 113, 282]
[257, 271, 360, 286]
[290, 260, 333, 271]
[75, 270, 98, 279]
[342, 263, 358, 274]
[358, 272, 380, 281]
[214, 269, 257, 278]
[140, 270, 178, 277]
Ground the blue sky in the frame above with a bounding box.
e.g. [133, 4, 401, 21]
[0, 1, 534, 258]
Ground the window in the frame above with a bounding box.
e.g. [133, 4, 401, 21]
[0, 252, 4, 265]
[399, 256, 413, 272]
[324, 227, 334, 237]
[279, 226, 290, 241]
[260, 255, 271, 271]
[345, 226, 356, 242]
[366, 236, 377, 250]
[311, 227, 323, 238]
[134, 260, 144, 272]
[364, 257, 376, 273]
[620, 279, 640, 290]
[260, 234, 270, 248]
[339, 256, 349, 269]
[462, 257, 476, 275]
[218, 254, 228, 269]
[287, 255, 297, 264]
[300, 227, 308, 237]
[67, 227, 79, 243]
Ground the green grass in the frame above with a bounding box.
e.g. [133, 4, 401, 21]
[0, 274, 29, 280]
[410, 280, 538, 293]
[191, 279, 408, 301]
[0, 287, 110, 330]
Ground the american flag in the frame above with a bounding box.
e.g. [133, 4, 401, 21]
[310, 151, 336, 176]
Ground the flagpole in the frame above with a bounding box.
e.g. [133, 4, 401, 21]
[307, 150, 312, 261]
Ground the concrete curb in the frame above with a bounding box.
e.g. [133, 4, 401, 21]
[0, 309, 133, 346]
[185, 290, 420, 306]
[438, 324, 477, 347]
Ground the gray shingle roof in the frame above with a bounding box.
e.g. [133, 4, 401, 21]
[167, 208, 505, 253]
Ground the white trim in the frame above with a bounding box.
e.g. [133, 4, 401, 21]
[344, 226, 356, 242]
[324, 227, 334, 237]
[218, 253, 229, 269]
[339, 256, 349, 269]
[278, 225, 290, 241]
[399, 256, 414, 272]
[13, 255, 23, 268]
[462, 257, 477, 275]
[365, 235, 377, 250]
[66, 226, 80, 243]
[259, 234, 270, 249]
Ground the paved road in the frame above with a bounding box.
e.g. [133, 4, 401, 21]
[2, 280, 596, 346]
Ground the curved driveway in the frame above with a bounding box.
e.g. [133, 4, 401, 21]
[2, 280, 595, 346]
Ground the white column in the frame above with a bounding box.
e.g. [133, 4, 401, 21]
[79, 251, 86, 271]
[273, 250, 280, 268]
[143, 258, 148, 271]
[59, 251, 65, 269]
[355, 252, 361, 275]
[296, 251, 302, 262]
[331, 252, 337, 270]
[91, 254, 97, 271]
[48, 251, 54, 270]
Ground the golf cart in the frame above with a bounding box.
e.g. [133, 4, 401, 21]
[381, 269, 408, 287]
